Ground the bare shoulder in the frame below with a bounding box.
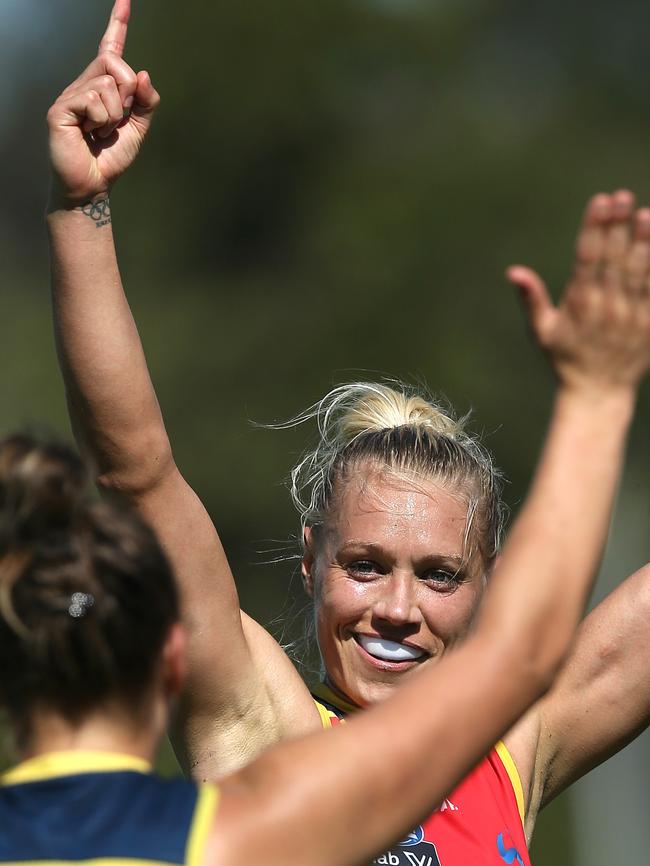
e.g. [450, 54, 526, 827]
[531, 564, 650, 804]
[505, 562, 650, 838]
[176, 613, 322, 781]
[241, 611, 324, 739]
[136, 467, 321, 777]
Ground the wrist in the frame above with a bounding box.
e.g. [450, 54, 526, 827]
[554, 381, 636, 428]
[47, 176, 111, 213]
[46, 188, 112, 230]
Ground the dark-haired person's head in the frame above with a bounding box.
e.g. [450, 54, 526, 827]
[0, 434, 183, 751]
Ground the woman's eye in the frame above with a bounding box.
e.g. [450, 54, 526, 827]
[422, 569, 461, 589]
[346, 560, 381, 579]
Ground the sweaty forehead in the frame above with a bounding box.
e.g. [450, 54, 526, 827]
[330, 471, 468, 553]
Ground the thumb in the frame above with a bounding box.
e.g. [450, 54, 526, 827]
[130, 70, 160, 129]
[506, 265, 555, 341]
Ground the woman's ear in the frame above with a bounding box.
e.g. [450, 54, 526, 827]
[485, 553, 500, 583]
[161, 622, 187, 698]
[301, 525, 315, 597]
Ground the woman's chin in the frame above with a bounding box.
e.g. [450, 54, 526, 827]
[345, 673, 411, 708]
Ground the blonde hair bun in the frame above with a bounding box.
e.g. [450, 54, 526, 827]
[273, 380, 504, 566]
[338, 384, 462, 442]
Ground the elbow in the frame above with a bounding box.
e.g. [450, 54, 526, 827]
[95, 429, 176, 500]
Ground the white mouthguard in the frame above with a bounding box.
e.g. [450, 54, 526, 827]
[357, 635, 424, 662]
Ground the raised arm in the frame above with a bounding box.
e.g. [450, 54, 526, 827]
[206, 192, 650, 866]
[529, 199, 650, 810]
[47, 0, 318, 779]
[500, 191, 650, 837]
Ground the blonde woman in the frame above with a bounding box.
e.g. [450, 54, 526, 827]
[47, 1, 650, 863]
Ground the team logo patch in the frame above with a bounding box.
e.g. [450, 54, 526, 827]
[374, 826, 441, 866]
[398, 826, 425, 846]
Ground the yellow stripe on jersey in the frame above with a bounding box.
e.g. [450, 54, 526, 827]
[494, 740, 526, 825]
[311, 683, 359, 715]
[313, 698, 338, 729]
[185, 783, 219, 866]
[0, 751, 152, 785]
[0, 860, 180, 866]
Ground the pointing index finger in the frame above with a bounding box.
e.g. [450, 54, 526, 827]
[99, 0, 131, 57]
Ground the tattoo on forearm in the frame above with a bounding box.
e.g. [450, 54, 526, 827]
[80, 196, 111, 228]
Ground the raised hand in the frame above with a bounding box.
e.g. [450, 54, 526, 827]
[508, 190, 650, 395]
[47, 0, 159, 205]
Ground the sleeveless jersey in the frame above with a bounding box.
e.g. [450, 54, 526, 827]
[0, 751, 218, 865]
[313, 684, 531, 866]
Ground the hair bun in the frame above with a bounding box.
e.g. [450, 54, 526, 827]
[339, 385, 462, 442]
[0, 435, 88, 546]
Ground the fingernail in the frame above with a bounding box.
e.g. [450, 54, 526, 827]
[123, 95, 134, 112]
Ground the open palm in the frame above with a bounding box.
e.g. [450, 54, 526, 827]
[508, 191, 650, 394]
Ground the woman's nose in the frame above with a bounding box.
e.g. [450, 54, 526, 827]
[371, 575, 423, 626]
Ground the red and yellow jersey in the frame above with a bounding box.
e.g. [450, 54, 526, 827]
[313, 684, 530, 866]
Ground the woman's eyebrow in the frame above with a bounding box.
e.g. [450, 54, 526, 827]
[337, 541, 389, 556]
[337, 541, 464, 565]
[418, 554, 466, 572]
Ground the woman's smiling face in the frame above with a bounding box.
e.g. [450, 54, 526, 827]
[303, 468, 488, 708]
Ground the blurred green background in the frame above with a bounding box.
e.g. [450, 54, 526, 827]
[1, 1, 649, 864]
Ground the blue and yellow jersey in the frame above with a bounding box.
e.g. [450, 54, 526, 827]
[0, 751, 218, 865]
